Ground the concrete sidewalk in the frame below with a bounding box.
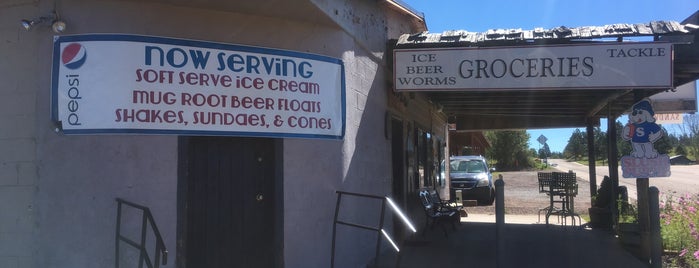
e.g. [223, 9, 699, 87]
[464, 213, 585, 225]
[370, 214, 645, 268]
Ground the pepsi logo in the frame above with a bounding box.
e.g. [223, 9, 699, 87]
[62, 43, 87, 70]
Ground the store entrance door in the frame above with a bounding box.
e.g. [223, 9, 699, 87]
[179, 136, 279, 268]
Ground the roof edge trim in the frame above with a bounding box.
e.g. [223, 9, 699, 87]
[384, 0, 424, 22]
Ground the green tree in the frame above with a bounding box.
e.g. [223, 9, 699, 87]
[616, 121, 632, 159]
[677, 114, 699, 159]
[485, 130, 531, 171]
[529, 148, 537, 157]
[593, 126, 607, 161]
[564, 129, 587, 160]
[653, 126, 673, 155]
[550, 151, 564, 158]
[666, 131, 680, 148]
[538, 143, 551, 159]
[676, 144, 687, 156]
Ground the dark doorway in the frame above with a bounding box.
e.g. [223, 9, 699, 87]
[178, 136, 281, 268]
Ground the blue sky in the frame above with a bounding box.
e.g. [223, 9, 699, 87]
[401, 0, 697, 152]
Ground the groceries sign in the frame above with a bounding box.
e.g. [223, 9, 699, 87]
[52, 34, 345, 139]
[394, 42, 672, 91]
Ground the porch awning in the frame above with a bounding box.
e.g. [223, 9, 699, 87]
[392, 11, 699, 130]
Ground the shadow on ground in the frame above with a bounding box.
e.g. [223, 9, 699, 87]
[370, 222, 645, 268]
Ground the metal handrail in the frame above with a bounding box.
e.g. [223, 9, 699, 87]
[331, 191, 386, 268]
[115, 198, 168, 268]
[331, 191, 416, 268]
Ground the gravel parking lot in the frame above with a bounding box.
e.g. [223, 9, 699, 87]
[466, 170, 592, 215]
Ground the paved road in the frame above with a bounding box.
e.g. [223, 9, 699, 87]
[549, 158, 699, 201]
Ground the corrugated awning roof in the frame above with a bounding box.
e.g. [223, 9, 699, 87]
[392, 12, 699, 131]
[396, 21, 693, 45]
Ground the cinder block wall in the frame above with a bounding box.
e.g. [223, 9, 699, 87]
[0, 2, 41, 267]
[0, 0, 432, 267]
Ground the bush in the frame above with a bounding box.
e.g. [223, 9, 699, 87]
[660, 192, 699, 267]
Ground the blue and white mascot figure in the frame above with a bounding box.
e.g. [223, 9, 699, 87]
[622, 98, 663, 158]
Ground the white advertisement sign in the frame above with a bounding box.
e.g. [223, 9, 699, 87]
[654, 113, 683, 124]
[394, 42, 672, 91]
[52, 34, 345, 139]
[650, 80, 697, 114]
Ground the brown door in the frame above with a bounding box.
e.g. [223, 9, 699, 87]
[179, 136, 280, 268]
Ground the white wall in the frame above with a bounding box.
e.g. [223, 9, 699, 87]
[282, 1, 440, 267]
[0, 0, 430, 267]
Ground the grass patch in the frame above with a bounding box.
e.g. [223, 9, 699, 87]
[580, 214, 590, 223]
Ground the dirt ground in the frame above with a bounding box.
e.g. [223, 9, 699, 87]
[466, 170, 592, 215]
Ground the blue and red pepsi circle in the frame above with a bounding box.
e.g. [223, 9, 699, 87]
[62, 43, 87, 70]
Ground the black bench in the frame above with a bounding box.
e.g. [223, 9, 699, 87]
[428, 188, 465, 215]
[418, 189, 461, 237]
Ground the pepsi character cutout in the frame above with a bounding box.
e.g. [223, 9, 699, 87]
[622, 98, 663, 158]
